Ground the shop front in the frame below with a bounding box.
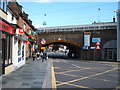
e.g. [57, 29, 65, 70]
[0, 18, 15, 75]
[13, 28, 28, 70]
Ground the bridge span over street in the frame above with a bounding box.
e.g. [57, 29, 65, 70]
[37, 22, 117, 61]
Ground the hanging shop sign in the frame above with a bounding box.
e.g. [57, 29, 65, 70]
[15, 29, 28, 41]
[26, 41, 30, 45]
[41, 39, 46, 45]
[16, 28, 24, 35]
[0, 20, 15, 34]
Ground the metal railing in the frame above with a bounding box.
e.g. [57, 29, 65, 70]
[37, 23, 117, 33]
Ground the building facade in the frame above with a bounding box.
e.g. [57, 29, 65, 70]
[0, 0, 15, 75]
[0, 0, 37, 75]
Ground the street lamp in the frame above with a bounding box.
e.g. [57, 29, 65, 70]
[114, 2, 120, 61]
[117, 9, 120, 62]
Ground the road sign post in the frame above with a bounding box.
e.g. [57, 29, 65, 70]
[117, 2, 120, 61]
[40, 39, 46, 45]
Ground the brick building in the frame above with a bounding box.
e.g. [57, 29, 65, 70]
[0, 0, 37, 75]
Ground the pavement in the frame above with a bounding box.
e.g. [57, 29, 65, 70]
[1, 58, 53, 89]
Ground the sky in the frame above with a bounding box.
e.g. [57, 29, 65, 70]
[18, 1, 119, 28]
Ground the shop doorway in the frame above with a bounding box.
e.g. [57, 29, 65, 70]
[107, 49, 113, 60]
[2, 39, 5, 74]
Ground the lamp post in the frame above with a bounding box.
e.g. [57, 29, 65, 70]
[114, 1, 120, 61]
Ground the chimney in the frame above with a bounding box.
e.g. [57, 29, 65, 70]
[113, 16, 115, 22]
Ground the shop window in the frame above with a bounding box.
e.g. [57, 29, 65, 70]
[2, 33, 12, 67]
[18, 40, 21, 56]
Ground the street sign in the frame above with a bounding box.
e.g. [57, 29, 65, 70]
[41, 39, 46, 45]
[92, 38, 101, 42]
[90, 47, 96, 49]
[96, 42, 100, 45]
[82, 46, 88, 50]
[34, 45, 38, 49]
[96, 45, 100, 50]
[41, 47, 46, 50]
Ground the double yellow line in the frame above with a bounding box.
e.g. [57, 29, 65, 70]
[52, 66, 57, 90]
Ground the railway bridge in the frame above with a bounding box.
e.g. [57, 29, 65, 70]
[37, 22, 117, 61]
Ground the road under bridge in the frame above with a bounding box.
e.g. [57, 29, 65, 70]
[37, 22, 117, 61]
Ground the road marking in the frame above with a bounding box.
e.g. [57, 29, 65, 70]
[56, 68, 90, 74]
[54, 67, 60, 69]
[72, 64, 81, 68]
[56, 81, 96, 90]
[52, 66, 56, 89]
[57, 68, 118, 86]
[57, 73, 84, 77]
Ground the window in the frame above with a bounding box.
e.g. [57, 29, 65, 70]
[0, 0, 7, 12]
[18, 40, 21, 56]
[2, 33, 12, 67]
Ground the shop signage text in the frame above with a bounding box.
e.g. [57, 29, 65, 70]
[0, 20, 15, 34]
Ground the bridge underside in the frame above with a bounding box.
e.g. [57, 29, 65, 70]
[41, 40, 81, 59]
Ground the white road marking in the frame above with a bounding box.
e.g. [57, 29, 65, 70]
[71, 64, 81, 68]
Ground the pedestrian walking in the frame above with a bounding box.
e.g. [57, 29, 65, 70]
[32, 52, 36, 61]
[40, 52, 44, 62]
[36, 52, 40, 60]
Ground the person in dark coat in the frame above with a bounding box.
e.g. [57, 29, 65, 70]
[32, 52, 36, 61]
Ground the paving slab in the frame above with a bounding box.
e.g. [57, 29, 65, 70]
[2, 58, 52, 89]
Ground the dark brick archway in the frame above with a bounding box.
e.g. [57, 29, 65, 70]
[40, 40, 81, 59]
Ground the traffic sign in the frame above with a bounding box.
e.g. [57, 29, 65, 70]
[96, 45, 100, 50]
[96, 42, 100, 45]
[41, 47, 46, 50]
[41, 39, 46, 45]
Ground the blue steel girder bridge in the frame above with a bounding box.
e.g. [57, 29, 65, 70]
[37, 22, 117, 60]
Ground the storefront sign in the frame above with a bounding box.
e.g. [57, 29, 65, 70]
[92, 38, 101, 43]
[0, 20, 15, 34]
